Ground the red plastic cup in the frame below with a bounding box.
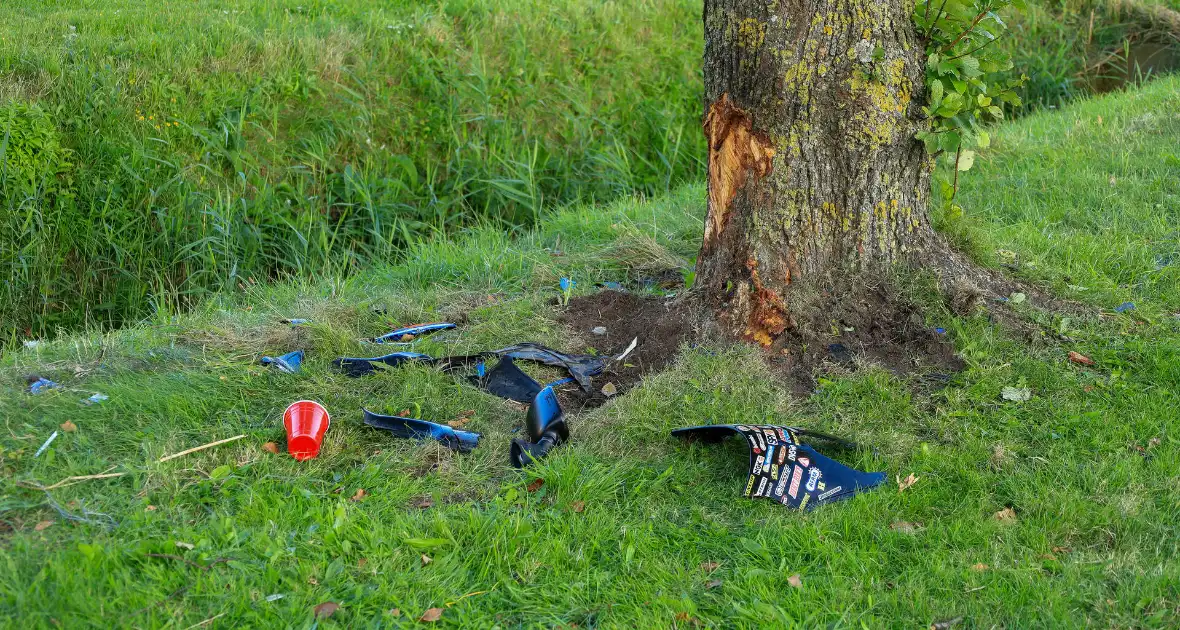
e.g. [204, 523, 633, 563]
[284, 400, 330, 461]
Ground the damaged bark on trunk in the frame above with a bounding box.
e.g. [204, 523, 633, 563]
[696, 0, 942, 347]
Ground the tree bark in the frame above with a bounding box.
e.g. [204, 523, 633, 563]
[697, 0, 938, 346]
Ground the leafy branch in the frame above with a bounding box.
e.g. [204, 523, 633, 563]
[912, 0, 1026, 202]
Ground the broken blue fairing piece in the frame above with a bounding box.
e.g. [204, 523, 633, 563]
[362, 409, 480, 452]
[671, 424, 885, 510]
[333, 351, 433, 377]
[1114, 302, 1136, 313]
[261, 350, 304, 373]
[372, 322, 457, 344]
[28, 377, 60, 394]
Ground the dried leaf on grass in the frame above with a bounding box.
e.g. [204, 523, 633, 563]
[421, 554, 432, 566]
[571, 500, 585, 513]
[526, 478, 544, 493]
[993, 507, 1017, 522]
[787, 574, 802, 588]
[34, 520, 54, 531]
[700, 561, 720, 572]
[897, 473, 919, 493]
[970, 563, 988, 571]
[60, 421, 77, 433]
[419, 608, 443, 622]
[262, 441, 279, 454]
[350, 488, 367, 502]
[1068, 351, 1095, 366]
[314, 602, 339, 619]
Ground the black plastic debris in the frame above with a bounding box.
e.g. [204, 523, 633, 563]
[510, 386, 568, 468]
[827, 343, 853, 364]
[261, 350, 304, 373]
[362, 409, 480, 452]
[333, 351, 433, 377]
[468, 357, 542, 403]
[491, 343, 606, 391]
[373, 322, 456, 344]
[671, 424, 885, 510]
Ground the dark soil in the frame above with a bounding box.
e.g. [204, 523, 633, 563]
[559, 283, 964, 405]
[557, 290, 696, 410]
[766, 282, 966, 395]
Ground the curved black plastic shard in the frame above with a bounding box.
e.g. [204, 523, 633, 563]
[490, 343, 606, 391]
[373, 322, 457, 344]
[467, 357, 542, 403]
[332, 352, 434, 377]
[362, 409, 480, 452]
[672, 424, 885, 510]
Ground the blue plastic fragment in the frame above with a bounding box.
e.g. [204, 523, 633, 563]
[476, 362, 486, 378]
[559, 278, 574, 292]
[85, 393, 109, 404]
[282, 318, 310, 326]
[28, 378, 60, 394]
[373, 322, 456, 344]
[262, 350, 304, 373]
[935, 328, 946, 335]
[1114, 302, 1135, 313]
[600, 281, 625, 291]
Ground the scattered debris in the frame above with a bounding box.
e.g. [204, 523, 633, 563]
[60, 421, 77, 433]
[1001, 386, 1032, 402]
[970, 563, 989, 571]
[84, 393, 109, 405]
[34, 520, 54, 532]
[27, 377, 59, 394]
[34, 431, 59, 458]
[333, 351, 433, 377]
[929, 616, 964, 630]
[373, 322, 456, 344]
[420, 554, 432, 566]
[591, 326, 608, 335]
[510, 386, 569, 468]
[526, 478, 545, 493]
[897, 473, 920, 493]
[283, 400, 330, 461]
[261, 350, 304, 373]
[468, 357, 541, 403]
[350, 488, 367, 502]
[787, 574, 803, 588]
[1068, 351, 1095, 366]
[159, 434, 247, 463]
[42, 491, 116, 529]
[1114, 302, 1135, 313]
[265, 594, 284, 603]
[262, 441, 280, 455]
[559, 278, 575, 306]
[281, 318, 310, 326]
[706, 579, 723, 589]
[600, 382, 618, 397]
[23, 340, 43, 349]
[671, 424, 885, 510]
[363, 409, 480, 452]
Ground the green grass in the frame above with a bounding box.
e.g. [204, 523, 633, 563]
[0, 0, 703, 337]
[7, 0, 1178, 340]
[3, 77, 1179, 627]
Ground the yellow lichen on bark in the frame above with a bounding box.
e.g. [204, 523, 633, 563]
[702, 94, 776, 251]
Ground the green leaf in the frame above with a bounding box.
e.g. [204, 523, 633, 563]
[403, 537, 450, 550]
[959, 56, 982, 78]
[929, 79, 944, 108]
[977, 130, 990, 148]
[210, 465, 232, 480]
[956, 150, 975, 171]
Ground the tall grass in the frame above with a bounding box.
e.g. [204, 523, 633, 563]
[0, 0, 704, 339]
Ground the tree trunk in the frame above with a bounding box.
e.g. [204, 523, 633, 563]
[697, 0, 938, 347]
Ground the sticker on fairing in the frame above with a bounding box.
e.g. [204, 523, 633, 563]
[763, 446, 774, 471]
[805, 467, 821, 492]
[756, 477, 769, 497]
[787, 465, 803, 499]
[819, 486, 843, 500]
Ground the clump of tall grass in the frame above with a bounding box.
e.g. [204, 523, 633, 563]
[0, 0, 704, 341]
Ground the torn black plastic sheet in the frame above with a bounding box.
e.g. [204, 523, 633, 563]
[671, 424, 885, 510]
[467, 357, 542, 403]
[372, 322, 457, 344]
[332, 351, 434, 377]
